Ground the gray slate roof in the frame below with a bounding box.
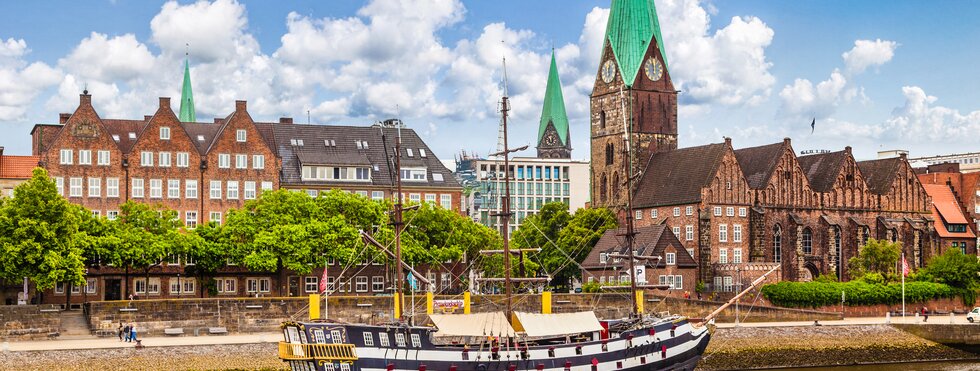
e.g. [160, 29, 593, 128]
[582, 224, 697, 269]
[632, 143, 727, 208]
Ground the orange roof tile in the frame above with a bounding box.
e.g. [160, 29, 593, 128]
[923, 184, 975, 238]
[1, 155, 39, 179]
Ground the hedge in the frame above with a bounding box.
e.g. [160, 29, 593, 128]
[760, 280, 956, 308]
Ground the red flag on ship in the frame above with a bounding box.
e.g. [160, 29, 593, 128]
[901, 255, 910, 277]
[319, 265, 328, 294]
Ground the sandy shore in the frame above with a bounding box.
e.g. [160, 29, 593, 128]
[697, 324, 977, 370]
[0, 343, 287, 371]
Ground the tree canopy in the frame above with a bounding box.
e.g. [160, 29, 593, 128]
[848, 238, 901, 278]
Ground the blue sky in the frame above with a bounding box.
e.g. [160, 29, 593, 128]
[1, 0, 979, 162]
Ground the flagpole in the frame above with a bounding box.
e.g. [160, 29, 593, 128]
[901, 252, 906, 319]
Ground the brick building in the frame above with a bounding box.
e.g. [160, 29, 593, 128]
[581, 224, 697, 297]
[582, 0, 935, 293]
[917, 163, 980, 253]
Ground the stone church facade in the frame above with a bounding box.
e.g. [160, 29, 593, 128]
[586, 0, 936, 291]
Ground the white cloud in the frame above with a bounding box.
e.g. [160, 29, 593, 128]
[59, 33, 156, 82]
[658, 0, 776, 108]
[778, 69, 857, 119]
[0, 38, 60, 121]
[150, 0, 249, 62]
[842, 39, 898, 74]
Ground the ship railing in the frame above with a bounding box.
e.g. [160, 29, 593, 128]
[278, 342, 358, 361]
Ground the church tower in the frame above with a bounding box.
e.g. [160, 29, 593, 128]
[536, 51, 572, 159]
[590, 0, 678, 209]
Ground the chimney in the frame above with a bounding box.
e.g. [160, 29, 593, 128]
[279, 117, 293, 124]
[159, 97, 171, 109]
[783, 137, 791, 145]
[845, 146, 852, 154]
[144, 115, 153, 121]
[235, 100, 247, 112]
[724, 137, 732, 147]
[59, 113, 71, 124]
[80, 92, 91, 106]
[899, 152, 908, 160]
[214, 118, 223, 124]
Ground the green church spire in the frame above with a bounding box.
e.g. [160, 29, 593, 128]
[179, 57, 196, 122]
[604, 0, 668, 87]
[537, 51, 570, 146]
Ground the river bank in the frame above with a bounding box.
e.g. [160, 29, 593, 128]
[697, 324, 978, 370]
[0, 343, 287, 371]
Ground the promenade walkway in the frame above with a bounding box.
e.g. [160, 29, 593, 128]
[716, 313, 974, 328]
[3, 332, 280, 352]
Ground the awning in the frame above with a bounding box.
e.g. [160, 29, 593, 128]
[513, 311, 603, 338]
[429, 312, 515, 338]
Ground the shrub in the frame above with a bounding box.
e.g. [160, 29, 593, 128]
[582, 282, 601, 293]
[761, 280, 955, 308]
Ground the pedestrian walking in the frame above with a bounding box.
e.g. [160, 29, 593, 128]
[124, 324, 132, 342]
[130, 324, 138, 342]
[922, 307, 929, 322]
[117, 322, 124, 341]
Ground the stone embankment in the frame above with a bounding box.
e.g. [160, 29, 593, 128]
[0, 343, 286, 371]
[698, 324, 977, 370]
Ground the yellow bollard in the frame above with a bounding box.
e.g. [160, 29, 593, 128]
[309, 294, 320, 321]
[635, 290, 644, 314]
[463, 291, 471, 314]
[426, 292, 434, 315]
[393, 292, 401, 319]
[542, 291, 552, 314]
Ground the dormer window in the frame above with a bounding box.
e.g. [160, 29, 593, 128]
[290, 139, 304, 146]
[236, 129, 246, 142]
[128, 132, 136, 140]
[197, 135, 205, 142]
[400, 168, 426, 181]
[419, 149, 427, 157]
[406, 148, 414, 157]
[160, 127, 170, 140]
[112, 135, 120, 142]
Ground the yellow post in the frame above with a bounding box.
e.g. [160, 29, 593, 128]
[463, 291, 471, 314]
[309, 294, 320, 320]
[542, 291, 552, 314]
[426, 292, 434, 314]
[393, 293, 401, 319]
[635, 290, 645, 314]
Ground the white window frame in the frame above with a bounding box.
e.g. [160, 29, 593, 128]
[719, 248, 728, 264]
[733, 224, 743, 243]
[132, 178, 144, 198]
[672, 226, 680, 238]
[304, 277, 318, 293]
[218, 154, 230, 169]
[261, 181, 273, 191]
[160, 126, 170, 140]
[440, 194, 452, 209]
[666, 252, 676, 265]
[97, 150, 110, 166]
[635, 210, 642, 220]
[726, 207, 734, 217]
[686, 206, 693, 216]
[186, 179, 198, 199]
[673, 275, 683, 290]
[236, 129, 246, 142]
[140, 151, 153, 167]
[176, 152, 189, 168]
[210, 180, 222, 199]
[734, 248, 743, 264]
[55, 177, 64, 196]
[713, 206, 722, 216]
[149, 179, 163, 199]
[685, 225, 694, 241]
[210, 212, 222, 224]
[651, 209, 658, 219]
[167, 179, 180, 199]
[738, 207, 747, 217]
[227, 181, 239, 200]
[87, 177, 100, 197]
[719, 224, 728, 243]
[244, 181, 256, 200]
[185, 211, 197, 229]
[158, 152, 171, 167]
[673, 207, 680, 217]
[252, 155, 265, 169]
[59, 149, 73, 165]
[69, 177, 83, 197]
[78, 149, 92, 165]
[355, 276, 368, 293]
[235, 154, 247, 169]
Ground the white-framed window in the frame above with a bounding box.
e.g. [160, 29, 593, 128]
[92, 210, 100, 217]
[236, 129, 246, 142]
[246, 278, 271, 293]
[713, 206, 722, 216]
[170, 277, 195, 295]
[176, 152, 189, 168]
[252, 155, 264, 169]
[167, 179, 180, 199]
[185, 211, 197, 229]
[86, 278, 97, 294]
[218, 154, 230, 168]
[666, 252, 676, 265]
[87, 177, 100, 197]
[719, 248, 728, 264]
[78, 149, 92, 165]
[304, 277, 318, 293]
[635, 210, 642, 220]
[399, 168, 427, 181]
[599, 252, 608, 264]
[186, 179, 198, 199]
[149, 179, 162, 199]
[719, 224, 728, 242]
[440, 194, 452, 209]
[227, 181, 239, 199]
[134, 277, 161, 295]
[406, 148, 414, 157]
[738, 207, 747, 217]
[97, 150, 110, 165]
[210, 180, 222, 199]
[726, 207, 734, 217]
[140, 151, 153, 167]
[734, 248, 743, 264]
[733, 224, 742, 243]
[685, 225, 694, 241]
[107, 210, 119, 220]
[395, 333, 406, 347]
[102, 178, 117, 198]
[244, 181, 256, 199]
[372, 276, 384, 292]
[424, 194, 436, 204]
[409, 193, 421, 203]
[372, 191, 384, 200]
[672, 226, 680, 238]
[419, 149, 427, 157]
[159, 152, 172, 167]
[209, 212, 222, 224]
[69, 177, 83, 197]
[54, 177, 64, 196]
[686, 206, 693, 216]
[160, 126, 170, 140]
[362, 332, 375, 347]
[651, 209, 658, 219]
[217, 277, 237, 293]
[673, 275, 683, 290]
[235, 154, 247, 169]
[355, 276, 368, 292]
[59, 149, 73, 164]
[378, 332, 390, 347]
[132, 178, 144, 198]
[411, 333, 421, 348]
[673, 207, 680, 217]
[687, 248, 695, 258]
[723, 276, 733, 292]
[260, 181, 273, 191]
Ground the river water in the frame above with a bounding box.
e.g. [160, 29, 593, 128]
[794, 360, 980, 370]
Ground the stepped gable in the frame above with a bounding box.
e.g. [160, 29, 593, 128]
[734, 141, 784, 190]
[632, 142, 727, 208]
[857, 157, 905, 195]
[797, 150, 848, 193]
[582, 224, 696, 269]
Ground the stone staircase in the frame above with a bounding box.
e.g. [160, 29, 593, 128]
[59, 310, 95, 339]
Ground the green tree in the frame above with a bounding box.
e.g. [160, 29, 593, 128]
[918, 248, 980, 289]
[186, 221, 230, 298]
[0, 168, 92, 305]
[848, 238, 901, 278]
[106, 201, 184, 298]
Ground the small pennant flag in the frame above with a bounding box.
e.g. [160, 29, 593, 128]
[319, 265, 329, 294]
[901, 255, 910, 277]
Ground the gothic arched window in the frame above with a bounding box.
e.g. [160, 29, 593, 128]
[600, 110, 607, 129]
[600, 174, 608, 203]
[802, 228, 813, 255]
[605, 143, 614, 166]
[773, 225, 782, 263]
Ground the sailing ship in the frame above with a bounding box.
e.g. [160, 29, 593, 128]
[275, 53, 785, 369]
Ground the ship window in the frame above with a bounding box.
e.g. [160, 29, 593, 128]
[411, 333, 422, 347]
[311, 328, 326, 344]
[331, 330, 342, 344]
[363, 332, 374, 347]
[378, 332, 390, 347]
[324, 363, 335, 371]
[340, 364, 351, 371]
[395, 332, 406, 347]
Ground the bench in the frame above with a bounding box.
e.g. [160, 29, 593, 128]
[208, 327, 228, 335]
[164, 328, 185, 336]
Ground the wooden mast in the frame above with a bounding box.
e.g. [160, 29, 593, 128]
[393, 122, 405, 322]
[622, 87, 640, 317]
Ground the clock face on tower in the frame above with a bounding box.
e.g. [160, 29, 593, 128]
[644, 57, 664, 82]
[601, 59, 616, 83]
[544, 132, 559, 146]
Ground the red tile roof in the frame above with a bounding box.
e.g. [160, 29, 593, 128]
[1, 155, 40, 179]
[922, 184, 975, 238]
